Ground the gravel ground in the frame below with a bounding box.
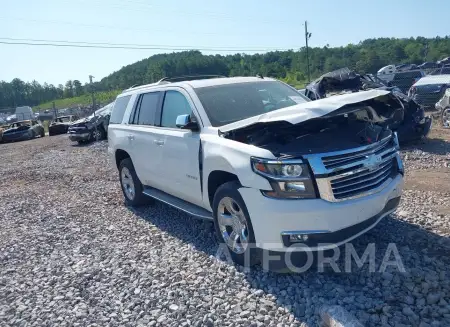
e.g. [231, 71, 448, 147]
[0, 132, 449, 327]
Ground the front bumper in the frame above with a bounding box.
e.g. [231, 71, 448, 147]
[238, 174, 403, 251]
[68, 132, 90, 141]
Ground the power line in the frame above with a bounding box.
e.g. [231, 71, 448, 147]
[0, 40, 297, 52]
[0, 37, 297, 51]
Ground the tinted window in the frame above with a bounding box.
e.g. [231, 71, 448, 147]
[135, 92, 160, 125]
[161, 91, 192, 128]
[194, 81, 308, 127]
[110, 95, 131, 124]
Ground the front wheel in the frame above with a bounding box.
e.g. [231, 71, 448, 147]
[213, 181, 260, 267]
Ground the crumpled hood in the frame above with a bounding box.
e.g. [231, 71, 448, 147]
[219, 89, 392, 133]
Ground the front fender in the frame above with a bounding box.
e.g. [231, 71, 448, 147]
[201, 136, 274, 207]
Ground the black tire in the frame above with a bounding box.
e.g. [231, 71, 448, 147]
[77, 140, 85, 145]
[212, 181, 260, 267]
[119, 158, 149, 207]
[442, 107, 450, 127]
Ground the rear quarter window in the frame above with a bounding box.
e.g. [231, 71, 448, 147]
[110, 95, 132, 124]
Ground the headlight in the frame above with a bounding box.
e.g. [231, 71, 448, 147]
[251, 157, 317, 199]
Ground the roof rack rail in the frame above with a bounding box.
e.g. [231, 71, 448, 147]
[158, 75, 227, 83]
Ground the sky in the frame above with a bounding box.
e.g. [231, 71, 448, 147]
[1, 0, 449, 86]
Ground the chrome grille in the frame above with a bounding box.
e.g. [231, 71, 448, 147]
[330, 159, 395, 199]
[305, 133, 401, 202]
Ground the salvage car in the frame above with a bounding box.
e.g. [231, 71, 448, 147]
[68, 102, 113, 144]
[108, 76, 404, 267]
[409, 75, 450, 109]
[2, 120, 45, 142]
[305, 68, 431, 143]
[48, 115, 78, 136]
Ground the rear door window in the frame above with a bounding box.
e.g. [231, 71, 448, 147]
[136, 92, 161, 125]
[110, 95, 131, 124]
[160, 91, 192, 128]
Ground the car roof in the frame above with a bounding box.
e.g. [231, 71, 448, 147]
[119, 76, 277, 96]
[414, 74, 450, 86]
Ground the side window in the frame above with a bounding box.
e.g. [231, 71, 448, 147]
[110, 95, 131, 124]
[160, 91, 192, 128]
[133, 92, 160, 125]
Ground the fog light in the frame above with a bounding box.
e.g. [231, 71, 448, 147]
[285, 182, 305, 192]
[289, 234, 309, 242]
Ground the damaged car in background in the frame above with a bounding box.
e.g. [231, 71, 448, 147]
[68, 102, 114, 144]
[303, 68, 431, 144]
[1, 120, 45, 142]
[48, 115, 78, 136]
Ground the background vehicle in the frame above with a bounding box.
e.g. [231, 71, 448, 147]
[2, 120, 45, 142]
[48, 115, 78, 136]
[436, 88, 450, 127]
[418, 62, 439, 70]
[391, 70, 425, 93]
[68, 102, 113, 144]
[15, 106, 34, 121]
[430, 65, 450, 76]
[377, 64, 396, 82]
[108, 75, 404, 267]
[409, 75, 450, 109]
[304, 68, 431, 144]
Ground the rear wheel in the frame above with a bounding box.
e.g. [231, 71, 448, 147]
[119, 158, 149, 207]
[213, 181, 260, 267]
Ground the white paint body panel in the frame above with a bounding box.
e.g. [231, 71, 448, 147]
[238, 175, 403, 251]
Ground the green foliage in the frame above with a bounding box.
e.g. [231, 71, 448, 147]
[1, 36, 449, 110]
[34, 90, 121, 110]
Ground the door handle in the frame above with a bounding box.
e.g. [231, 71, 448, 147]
[154, 139, 164, 146]
[127, 134, 135, 141]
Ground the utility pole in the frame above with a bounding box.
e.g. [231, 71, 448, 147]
[304, 21, 312, 83]
[89, 75, 96, 111]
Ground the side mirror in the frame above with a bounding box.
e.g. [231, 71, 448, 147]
[176, 114, 199, 131]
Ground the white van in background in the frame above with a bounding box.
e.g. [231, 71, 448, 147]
[15, 106, 34, 121]
[377, 65, 396, 83]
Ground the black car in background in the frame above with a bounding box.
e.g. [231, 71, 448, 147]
[68, 102, 114, 144]
[48, 115, 78, 136]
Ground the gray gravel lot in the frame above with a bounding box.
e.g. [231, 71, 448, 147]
[0, 134, 449, 327]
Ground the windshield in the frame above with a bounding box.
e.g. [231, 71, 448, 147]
[194, 81, 308, 126]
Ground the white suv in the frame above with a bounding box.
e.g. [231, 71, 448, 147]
[108, 76, 404, 266]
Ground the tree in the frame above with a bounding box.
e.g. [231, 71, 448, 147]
[73, 80, 83, 96]
[64, 80, 74, 98]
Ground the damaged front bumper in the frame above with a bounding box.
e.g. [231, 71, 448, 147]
[68, 132, 91, 142]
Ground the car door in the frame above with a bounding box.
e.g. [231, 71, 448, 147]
[154, 89, 203, 207]
[126, 91, 166, 190]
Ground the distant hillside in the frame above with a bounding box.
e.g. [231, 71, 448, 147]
[95, 37, 450, 91]
[2, 36, 449, 110]
[34, 90, 120, 111]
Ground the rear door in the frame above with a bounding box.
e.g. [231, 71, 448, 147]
[154, 89, 203, 206]
[126, 91, 166, 189]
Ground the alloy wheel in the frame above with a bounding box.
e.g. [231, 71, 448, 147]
[217, 197, 249, 254]
[121, 167, 135, 200]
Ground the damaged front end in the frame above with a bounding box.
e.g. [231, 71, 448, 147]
[221, 90, 405, 202]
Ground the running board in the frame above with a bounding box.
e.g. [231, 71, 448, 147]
[143, 187, 213, 220]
